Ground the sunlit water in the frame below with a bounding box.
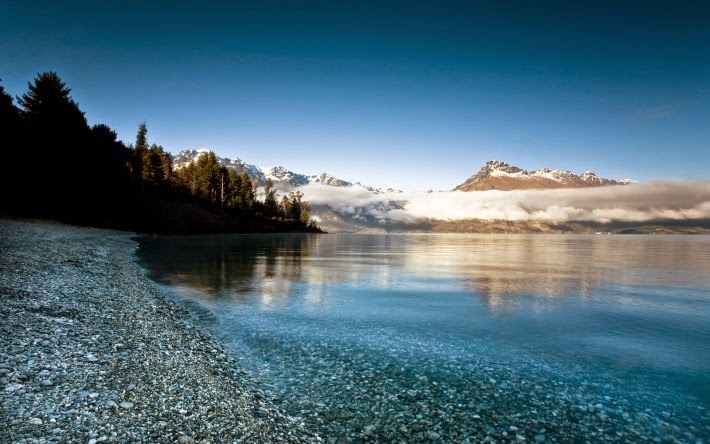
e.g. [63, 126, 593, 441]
[136, 234, 710, 442]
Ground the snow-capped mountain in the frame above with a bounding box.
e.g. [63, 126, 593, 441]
[263, 166, 309, 186]
[454, 160, 634, 191]
[172, 149, 355, 189]
[167, 151, 708, 235]
[308, 172, 353, 187]
[173, 148, 266, 183]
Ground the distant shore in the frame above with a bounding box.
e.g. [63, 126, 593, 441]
[0, 219, 320, 443]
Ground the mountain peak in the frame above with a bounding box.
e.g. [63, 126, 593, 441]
[308, 172, 353, 187]
[454, 161, 632, 191]
[481, 160, 525, 176]
[171, 148, 352, 189]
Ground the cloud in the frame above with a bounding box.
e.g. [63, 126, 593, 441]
[299, 181, 710, 226]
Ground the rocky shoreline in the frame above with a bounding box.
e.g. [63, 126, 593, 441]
[0, 219, 320, 443]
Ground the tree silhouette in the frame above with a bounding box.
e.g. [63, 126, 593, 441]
[0, 81, 20, 126]
[132, 122, 148, 179]
[16, 72, 90, 216]
[19, 72, 87, 135]
[2, 72, 321, 233]
[263, 178, 279, 217]
[0, 80, 24, 208]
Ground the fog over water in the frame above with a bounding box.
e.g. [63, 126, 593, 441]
[299, 181, 710, 224]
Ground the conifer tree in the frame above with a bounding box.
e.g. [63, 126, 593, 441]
[144, 144, 172, 183]
[136, 123, 148, 151]
[0, 81, 24, 207]
[18, 72, 90, 213]
[239, 172, 255, 211]
[132, 122, 149, 179]
[19, 72, 87, 133]
[225, 169, 242, 208]
[0, 81, 22, 152]
[192, 151, 221, 202]
[287, 191, 303, 221]
[4, 71, 321, 233]
[263, 178, 278, 217]
[0, 81, 20, 127]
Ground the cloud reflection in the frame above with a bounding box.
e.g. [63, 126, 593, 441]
[137, 234, 710, 315]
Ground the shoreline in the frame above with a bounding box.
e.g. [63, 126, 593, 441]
[0, 219, 320, 443]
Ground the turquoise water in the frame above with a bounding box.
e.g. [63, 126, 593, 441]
[137, 234, 710, 442]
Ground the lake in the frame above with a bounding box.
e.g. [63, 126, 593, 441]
[136, 234, 710, 442]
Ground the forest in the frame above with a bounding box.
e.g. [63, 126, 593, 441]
[0, 72, 321, 234]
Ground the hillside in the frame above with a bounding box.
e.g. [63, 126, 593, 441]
[454, 160, 634, 191]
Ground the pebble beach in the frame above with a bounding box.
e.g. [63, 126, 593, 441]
[0, 219, 320, 443]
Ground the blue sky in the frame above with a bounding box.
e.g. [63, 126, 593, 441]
[2, 0, 708, 190]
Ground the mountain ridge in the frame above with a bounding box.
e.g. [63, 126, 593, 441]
[174, 150, 634, 193]
[168, 150, 710, 235]
[172, 148, 399, 193]
[454, 160, 634, 191]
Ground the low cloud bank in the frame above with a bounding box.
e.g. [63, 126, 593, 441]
[298, 181, 710, 224]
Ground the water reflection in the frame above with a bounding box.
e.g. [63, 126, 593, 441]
[137, 234, 710, 314]
[136, 233, 710, 441]
[138, 235, 309, 298]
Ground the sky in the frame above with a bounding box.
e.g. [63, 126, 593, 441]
[2, 0, 709, 191]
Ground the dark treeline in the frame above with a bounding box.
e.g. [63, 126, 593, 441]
[0, 72, 321, 234]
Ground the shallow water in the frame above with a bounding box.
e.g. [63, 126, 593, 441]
[137, 234, 710, 442]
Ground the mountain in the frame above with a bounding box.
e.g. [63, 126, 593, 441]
[169, 151, 709, 235]
[454, 160, 634, 191]
[264, 166, 309, 186]
[173, 148, 266, 183]
[308, 172, 352, 187]
[172, 149, 353, 189]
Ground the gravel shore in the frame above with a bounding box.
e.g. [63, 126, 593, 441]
[0, 219, 320, 443]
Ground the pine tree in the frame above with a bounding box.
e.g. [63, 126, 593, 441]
[192, 151, 222, 202]
[0, 81, 22, 153]
[132, 122, 149, 179]
[281, 195, 291, 219]
[18, 72, 87, 132]
[299, 199, 311, 224]
[0, 81, 20, 126]
[225, 169, 242, 208]
[18, 72, 90, 214]
[136, 123, 148, 151]
[0, 80, 24, 207]
[144, 144, 172, 183]
[239, 172, 255, 211]
[263, 178, 278, 217]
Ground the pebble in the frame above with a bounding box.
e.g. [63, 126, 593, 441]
[5, 383, 23, 392]
[4, 220, 708, 444]
[0, 220, 320, 444]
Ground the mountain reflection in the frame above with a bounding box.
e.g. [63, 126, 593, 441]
[137, 234, 709, 313]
